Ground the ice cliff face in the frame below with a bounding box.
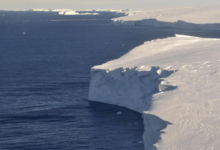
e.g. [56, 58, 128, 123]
[89, 64, 177, 149]
[89, 66, 175, 113]
[89, 65, 175, 149]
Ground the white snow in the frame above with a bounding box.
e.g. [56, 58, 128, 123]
[64, 11, 79, 15]
[76, 12, 99, 16]
[58, 12, 65, 15]
[89, 34, 220, 149]
[59, 11, 99, 16]
[112, 4, 220, 30]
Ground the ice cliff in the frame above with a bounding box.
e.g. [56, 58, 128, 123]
[89, 34, 220, 149]
[89, 66, 175, 150]
[89, 66, 175, 113]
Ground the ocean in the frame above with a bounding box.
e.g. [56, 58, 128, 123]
[1, 11, 220, 150]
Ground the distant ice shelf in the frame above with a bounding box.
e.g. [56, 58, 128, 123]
[112, 4, 220, 30]
[0, 9, 128, 16]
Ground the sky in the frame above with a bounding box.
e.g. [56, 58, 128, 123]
[0, 0, 219, 10]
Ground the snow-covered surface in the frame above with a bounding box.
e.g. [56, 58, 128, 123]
[112, 4, 220, 30]
[89, 34, 220, 149]
[51, 9, 73, 12]
[63, 12, 99, 15]
[56, 9, 124, 15]
[63, 11, 79, 15]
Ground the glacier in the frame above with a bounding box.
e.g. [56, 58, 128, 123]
[89, 32, 220, 149]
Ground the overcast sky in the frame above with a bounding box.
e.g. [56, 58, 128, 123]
[0, 0, 219, 9]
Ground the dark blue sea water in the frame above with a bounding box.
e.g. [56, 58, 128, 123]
[1, 11, 220, 150]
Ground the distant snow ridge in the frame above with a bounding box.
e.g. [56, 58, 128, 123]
[112, 19, 220, 30]
[89, 66, 175, 113]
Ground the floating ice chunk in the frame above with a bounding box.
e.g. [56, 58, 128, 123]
[157, 69, 162, 75]
[59, 12, 65, 15]
[117, 111, 122, 115]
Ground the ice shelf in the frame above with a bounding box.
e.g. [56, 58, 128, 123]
[89, 34, 220, 149]
[112, 4, 220, 30]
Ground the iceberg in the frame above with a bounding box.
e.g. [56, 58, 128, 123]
[89, 34, 220, 149]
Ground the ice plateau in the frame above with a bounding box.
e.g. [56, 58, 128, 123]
[89, 33, 220, 149]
